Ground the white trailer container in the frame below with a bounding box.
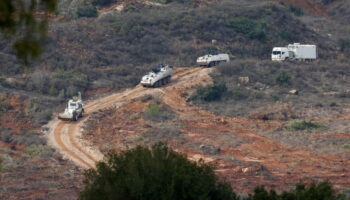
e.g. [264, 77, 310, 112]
[272, 43, 317, 61]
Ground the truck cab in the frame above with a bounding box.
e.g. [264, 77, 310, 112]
[271, 47, 291, 61]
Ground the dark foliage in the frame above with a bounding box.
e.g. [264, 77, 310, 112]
[289, 5, 304, 16]
[246, 181, 345, 200]
[77, 3, 98, 18]
[226, 17, 267, 41]
[0, 0, 56, 64]
[92, 0, 118, 7]
[80, 143, 237, 200]
[275, 72, 291, 86]
[193, 82, 228, 102]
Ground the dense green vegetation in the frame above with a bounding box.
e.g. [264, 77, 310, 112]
[192, 82, 228, 102]
[288, 120, 323, 131]
[143, 103, 176, 122]
[0, 0, 57, 64]
[80, 143, 346, 200]
[246, 182, 345, 200]
[80, 143, 237, 200]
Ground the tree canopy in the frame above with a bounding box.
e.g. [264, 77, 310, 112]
[0, 0, 56, 65]
[79, 143, 237, 200]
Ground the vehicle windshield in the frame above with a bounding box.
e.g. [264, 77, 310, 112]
[272, 51, 281, 55]
[69, 103, 77, 108]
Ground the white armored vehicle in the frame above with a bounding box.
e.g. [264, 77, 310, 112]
[272, 43, 317, 61]
[58, 92, 84, 121]
[140, 64, 173, 87]
[197, 53, 230, 67]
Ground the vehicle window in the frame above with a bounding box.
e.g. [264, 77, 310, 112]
[70, 103, 76, 107]
[272, 51, 281, 55]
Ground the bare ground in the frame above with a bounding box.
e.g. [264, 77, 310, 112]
[65, 67, 350, 193]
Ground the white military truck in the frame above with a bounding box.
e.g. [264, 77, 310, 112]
[140, 64, 173, 87]
[197, 53, 230, 67]
[272, 43, 317, 61]
[58, 92, 84, 121]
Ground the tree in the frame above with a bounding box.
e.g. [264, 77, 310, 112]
[80, 143, 237, 200]
[247, 182, 346, 200]
[0, 0, 56, 65]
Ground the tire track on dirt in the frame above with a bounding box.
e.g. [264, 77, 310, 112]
[53, 121, 95, 168]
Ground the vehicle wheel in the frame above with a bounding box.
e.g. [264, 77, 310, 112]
[80, 110, 84, 117]
[72, 113, 77, 121]
[208, 62, 213, 67]
[167, 76, 171, 83]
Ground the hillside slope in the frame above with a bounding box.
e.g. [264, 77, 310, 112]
[1, 0, 350, 199]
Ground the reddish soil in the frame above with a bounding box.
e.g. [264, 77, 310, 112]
[280, 0, 329, 17]
[82, 67, 350, 193]
[0, 94, 83, 200]
[0, 95, 34, 133]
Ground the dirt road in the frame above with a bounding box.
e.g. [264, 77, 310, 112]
[46, 67, 209, 168]
[79, 67, 349, 193]
[46, 66, 349, 193]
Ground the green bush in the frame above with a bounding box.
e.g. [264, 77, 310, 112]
[147, 103, 160, 117]
[288, 120, 323, 131]
[80, 143, 237, 200]
[247, 181, 345, 200]
[194, 82, 227, 102]
[322, 0, 338, 5]
[92, 0, 117, 6]
[24, 145, 54, 159]
[144, 103, 176, 122]
[226, 17, 267, 41]
[276, 72, 291, 86]
[343, 141, 350, 149]
[289, 5, 304, 16]
[339, 39, 350, 53]
[77, 3, 98, 18]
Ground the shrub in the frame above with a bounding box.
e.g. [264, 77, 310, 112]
[143, 103, 176, 122]
[92, 0, 117, 6]
[288, 120, 323, 131]
[77, 3, 98, 18]
[80, 143, 237, 200]
[0, 128, 14, 143]
[322, 0, 338, 5]
[276, 72, 291, 86]
[289, 5, 304, 16]
[36, 109, 53, 124]
[343, 141, 350, 149]
[247, 181, 345, 200]
[339, 39, 350, 53]
[13, 131, 46, 146]
[194, 82, 228, 102]
[24, 145, 54, 158]
[147, 103, 160, 117]
[226, 17, 267, 41]
[228, 89, 250, 101]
